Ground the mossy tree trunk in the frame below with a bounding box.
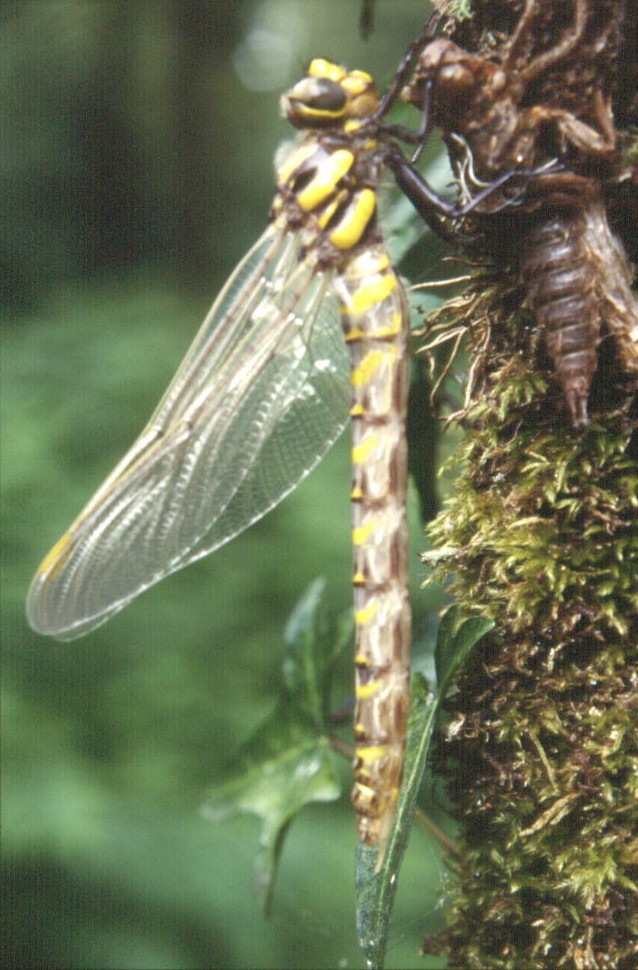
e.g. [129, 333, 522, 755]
[420, 2, 638, 966]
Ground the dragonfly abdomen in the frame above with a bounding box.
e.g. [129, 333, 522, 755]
[335, 245, 411, 855]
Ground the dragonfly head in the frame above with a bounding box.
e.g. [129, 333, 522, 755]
[282, 59, 379, 131]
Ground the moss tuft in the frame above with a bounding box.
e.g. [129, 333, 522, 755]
[421, 219, 638, 970]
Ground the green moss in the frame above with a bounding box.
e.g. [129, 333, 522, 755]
[421, 248, 638, 969]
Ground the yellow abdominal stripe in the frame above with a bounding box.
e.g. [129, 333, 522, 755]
[351, 433, 378, 465]
[372, 310, 402, 339]
[350, 349, 385, 387]
[356, 744, 388, 762]
[348, 271, 396, 315]
[354, 598, 378, 624]
[356, 677, 383, 699]
[343, 309, 402, 343]
[352, 519, 375, 545]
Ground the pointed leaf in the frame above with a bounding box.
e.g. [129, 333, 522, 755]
[355, 610, 493, 967]
[435, 605, 494, 688]
[201, 579, 346, 913]
[356, 674, 436, 968]
[407, 357, 441, 524]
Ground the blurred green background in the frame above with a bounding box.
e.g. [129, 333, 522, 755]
[3, 2, 453, 967]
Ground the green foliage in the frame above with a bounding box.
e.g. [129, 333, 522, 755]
[356, 676, 436, 970]
[4, 284, 388, 970]
[433, 606, 495, 687]
[434, 0, 474, 19]
[428, 409, 637, 642]
[3, 2, 481, 967]
[202, 581, 347, 916]
[356, 609, 492, 969]
[198, 598, 491, 968]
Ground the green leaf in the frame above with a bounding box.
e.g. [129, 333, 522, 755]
[437, 0, 474, 20]
[355, 674, 436, 969]
[407, 356, 441, 524]
[435, 605, 494, 689]
[201, 579, 348, 914]
[355, 610, 493, 968]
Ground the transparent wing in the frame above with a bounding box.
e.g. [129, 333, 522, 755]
[27, 226, 350, 640]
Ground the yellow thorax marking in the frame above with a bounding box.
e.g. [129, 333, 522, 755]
[316, 190, 347, 230]
[296, 149, 354, 211]
[328, 188, 376, 250]
[277, 142, 317, 187]
[343, 119, 369, 136]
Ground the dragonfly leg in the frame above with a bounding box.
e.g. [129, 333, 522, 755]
[385, 143, 563, 243]
[370, 10, 443, 123]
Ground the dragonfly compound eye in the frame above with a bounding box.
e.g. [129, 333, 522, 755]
[283, 76, 348, 128]
[283, 62, 378, 128]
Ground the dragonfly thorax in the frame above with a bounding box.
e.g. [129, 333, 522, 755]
[272, 134, 386, 268]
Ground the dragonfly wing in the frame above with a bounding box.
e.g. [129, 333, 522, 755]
[27, 227, 349, 640]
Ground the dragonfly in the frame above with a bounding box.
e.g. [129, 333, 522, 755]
[27, 58, 414, 860]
